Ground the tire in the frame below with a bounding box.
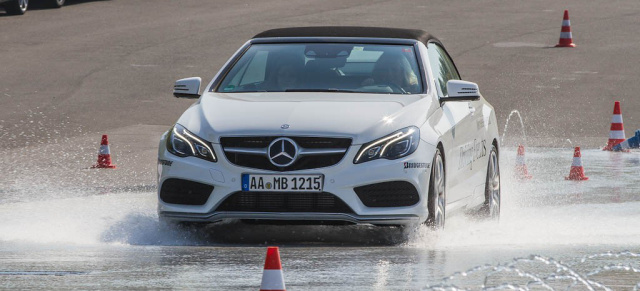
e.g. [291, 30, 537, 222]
[425, 148, 446, 229]
[4, 0, 28, 15]
[477, 144, 500, 220]
[50, 0, 64, 8]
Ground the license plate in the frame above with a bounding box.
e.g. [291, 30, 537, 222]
[241, 174, 324, 192]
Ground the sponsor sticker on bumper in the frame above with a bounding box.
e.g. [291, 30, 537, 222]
[242, 174, 324, 192]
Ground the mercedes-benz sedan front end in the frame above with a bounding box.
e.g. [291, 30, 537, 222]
[158, 27, 501, 229]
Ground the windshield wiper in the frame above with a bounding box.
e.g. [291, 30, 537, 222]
[285, 88, 356, 93]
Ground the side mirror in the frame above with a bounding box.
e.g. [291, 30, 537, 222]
[173, 77, 201, 98]
[443, 80, 480, 101]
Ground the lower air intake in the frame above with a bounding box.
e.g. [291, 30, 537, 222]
[160, 178, 214, 205]
[216, 192, 353, 213]
[354, 181, 419, 207]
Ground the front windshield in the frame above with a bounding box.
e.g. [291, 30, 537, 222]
[215, 43, 423, 94]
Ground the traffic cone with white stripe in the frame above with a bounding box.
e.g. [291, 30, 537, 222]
[556, 10, 576, 48]
[260, 247, 285, 291]
[514, 144, 533, 180]
[565, 147, 588, 181]
[603, 101, 626, 151]
[92, 135, 116, 169]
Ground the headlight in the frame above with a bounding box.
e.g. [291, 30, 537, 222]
[166, 124, 217, 162]
[354, 126, 419, 164]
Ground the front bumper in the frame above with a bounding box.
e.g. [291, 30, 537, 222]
[161, 211, 421, 225]
[157, 134, 436, 226]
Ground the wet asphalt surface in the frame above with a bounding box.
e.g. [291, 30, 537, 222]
[1, 148, 639, 289]
[1, 0, 640, 289]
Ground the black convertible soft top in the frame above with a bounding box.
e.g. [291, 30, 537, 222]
[253, 26, 437, 46]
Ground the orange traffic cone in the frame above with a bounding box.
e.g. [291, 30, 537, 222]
[565, 147, 588, 181]
[556, 10, 576, 47]
[514, 144, 533, 180]
[260, 247, 285, 291]
[603, 101, 626, 151]
[92, 135, 116, 169]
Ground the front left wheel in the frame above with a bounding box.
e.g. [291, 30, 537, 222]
[425, 148, 446, 229]
[478, 144, 500, 220]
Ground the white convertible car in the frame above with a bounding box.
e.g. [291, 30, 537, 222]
[158, 27, 500, 229]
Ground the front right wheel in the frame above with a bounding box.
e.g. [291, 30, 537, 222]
[425, 148, 445, 229]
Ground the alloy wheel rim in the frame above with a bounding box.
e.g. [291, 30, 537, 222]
[433, 154, 445, 228]
[488, 151, 500, 219]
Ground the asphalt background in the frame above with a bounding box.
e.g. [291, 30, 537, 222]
[1, 0, 640, 153]
[1, 2, 640, 290]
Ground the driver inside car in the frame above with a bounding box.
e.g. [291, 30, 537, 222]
[362, 52, 420, 93]
[261, 54, 304, 91]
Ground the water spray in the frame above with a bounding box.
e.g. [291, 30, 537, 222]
[501, 110, 527, 147]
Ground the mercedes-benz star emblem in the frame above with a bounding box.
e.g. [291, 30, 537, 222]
[268, 137, 298, 167]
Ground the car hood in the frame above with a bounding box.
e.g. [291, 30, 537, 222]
[177, 92, 433, 145]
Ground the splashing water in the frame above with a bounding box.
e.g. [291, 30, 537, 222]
[501, 110, 527, 146]
[422, 251, 640, 290]
[1, 132, 639, 289]
[566, 139, 573, 147]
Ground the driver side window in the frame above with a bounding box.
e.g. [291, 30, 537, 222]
[427, 43, 460, 97]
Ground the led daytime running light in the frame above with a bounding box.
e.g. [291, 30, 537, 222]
[167, 124, 217, 162]
[354, 126, 419, 164]
[356, 133, 401, 162]
[183, 130, 214, 158]
[379, 129, 415, 156]
[173, 127, 195, 155]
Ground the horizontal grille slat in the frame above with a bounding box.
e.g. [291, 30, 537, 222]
[220, 137, 273, 148]
[216, 192, 353, 213]
[220, 136, 351, 171]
